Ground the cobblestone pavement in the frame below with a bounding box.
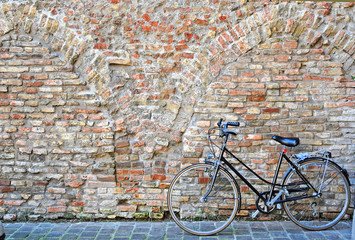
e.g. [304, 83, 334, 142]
[3, 221, 352, 240]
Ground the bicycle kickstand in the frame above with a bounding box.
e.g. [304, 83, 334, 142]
[251, 210, 260, 219]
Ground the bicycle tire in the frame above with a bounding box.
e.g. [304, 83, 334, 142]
[282, 157, 350, 230]
[167, 163, 240, 236]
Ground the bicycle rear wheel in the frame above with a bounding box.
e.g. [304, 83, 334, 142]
[282, 158, 350, 230]
[167, 163, 240, 236]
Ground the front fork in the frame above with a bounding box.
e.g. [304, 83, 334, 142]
[201, 163, 220, 202]
[202, 136, 227, 201]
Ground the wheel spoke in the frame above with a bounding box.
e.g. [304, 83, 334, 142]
[320, 171, 340, 191]
[208, 181, 232, 198]
[283, 159, 350, 231]
[168, 163, 239, 236]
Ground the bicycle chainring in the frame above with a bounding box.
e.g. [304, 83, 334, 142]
[256, 191, 277, 214]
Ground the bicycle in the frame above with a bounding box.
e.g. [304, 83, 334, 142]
[167, 119, 351, 236]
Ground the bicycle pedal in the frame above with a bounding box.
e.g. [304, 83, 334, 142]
[251, 210, 260, 219]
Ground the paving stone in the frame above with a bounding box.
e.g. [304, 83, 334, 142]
[100, 228, 116, 234]
[26, 235, 47, 240]
[131, 233, 148, 239]
[148, 237, 164, 240]
[95, 234, 113, 240]
[9, 231, 31, 238]
[288, 235, 307, 240]
[61, 234, 80, 240]
[149, 229, 166, 236]
[2, 221, 352, 240]
[235, 236, 253, 240]
[114, 231, 132, 237]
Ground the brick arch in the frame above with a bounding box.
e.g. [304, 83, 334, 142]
[179, 5, 354, 127]
[188, 3, 354, 86]
[178, 3, 354, 216]
[176, 3, 354, 152]
[178, 3, 355, 119]
[179, 3, 355, 169]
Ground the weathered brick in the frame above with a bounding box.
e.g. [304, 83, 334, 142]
[0, 0, 353, 223]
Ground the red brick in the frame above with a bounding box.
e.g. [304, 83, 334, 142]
[305, 75, 333, 81]
[142, 14, 150, 21]
[152, 174, 166, 181]
[20, 74, 34, 80]
[66, 182, 84, 188]
[48, 206, 66, 213]
[98, 176, 116, 182]
[116, 141, 130, 148]
[267, 159, 279, 165]
[4, 200, 24, 205]
[33, 181, 49, 186]
[0, 181, 10, 186]
[283, 42, 298, 48]
[70, 201, 85, 206]
[195, 19, 208, 25]
[142, 25, 151, 32]
[117, 205, 137, 212]
[19, 127, 31, 133]
[234, 25, 245, 37]
[285, 19, 294, 33]
[181, 52, 194, 59]
[93, 127, 111, 133]
[234, 109, 247, 114]
[26, 87, 38, 94]
[281, 82, 297, 88]
[262, 108, 280, 113]
[276, 55, 290, 62]
[248, 96, 265, 101]
[218, 35, 228, 48]
[230, 90, 251, 96]
[116, 170, 130, 176]
[245, 134, 263, 140]
[0, 114, 10, 120]
[0, 186, 15, 193]
[241, 72, 255, 77]
[125, 188, 139, 193]
[12, 114, 26, 119]
[76, 109, 100, 114]
[0, 94, 17, 99]
[93, 43, 110, 49]
[175, 44, 189, 51]
[24, 81, 44, 87]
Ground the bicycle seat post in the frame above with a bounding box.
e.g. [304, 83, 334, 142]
[268, 147, 286, 202]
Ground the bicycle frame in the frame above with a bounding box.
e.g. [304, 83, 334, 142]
[205, 135, 319, 205]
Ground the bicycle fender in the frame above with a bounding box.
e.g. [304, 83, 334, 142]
[282, 157, 351, 187]
[220, 164, 242, 214]
[326, 159, 351, 186]
[203, 161, 242, 214]
[219, 166, 242, 213]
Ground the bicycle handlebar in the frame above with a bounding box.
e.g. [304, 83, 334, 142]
[217, 118, 240, 128]
[226, 122, 240, 127]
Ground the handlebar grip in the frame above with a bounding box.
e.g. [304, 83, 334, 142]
[227, 122, 240, 127]
[217, 118, 223, 127]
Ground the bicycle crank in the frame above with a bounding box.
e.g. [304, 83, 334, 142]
[256, 192, 276, 214]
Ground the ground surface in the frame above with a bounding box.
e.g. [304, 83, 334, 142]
[3, 221, 352, 240]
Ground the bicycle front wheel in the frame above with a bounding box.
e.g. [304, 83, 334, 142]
[167, 163, 240, 236]
[282, 158, 350, 230]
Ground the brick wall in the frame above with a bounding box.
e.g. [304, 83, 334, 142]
[0, 1, 354, 221]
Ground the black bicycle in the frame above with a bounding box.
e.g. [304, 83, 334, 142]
[167, 119, 351, 236]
